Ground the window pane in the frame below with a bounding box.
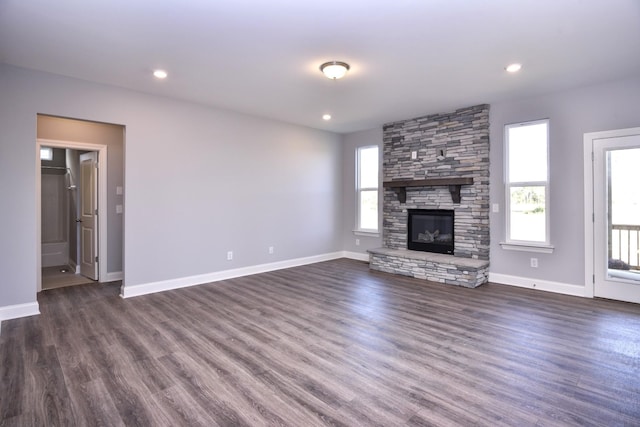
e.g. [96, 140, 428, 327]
[40, 147, 53, 161]
[509, 186, 546, 242]
[359, 146, 378, 188]
[359, 190, 378, 230]
[508, 122, 547, 182]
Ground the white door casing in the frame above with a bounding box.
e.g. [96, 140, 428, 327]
[79, 152, 98, 280]
[585, 127, 640, 304]
[36, 139, 108, 292]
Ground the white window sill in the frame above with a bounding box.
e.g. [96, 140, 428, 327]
[499, 242, 554, 253]
[353, 230, 380, 237]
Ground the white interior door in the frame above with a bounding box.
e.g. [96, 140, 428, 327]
[79, 152, 98, 280]
[593, 131, 640, 303]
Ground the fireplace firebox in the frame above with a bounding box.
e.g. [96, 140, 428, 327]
[408, 209, 454, 254]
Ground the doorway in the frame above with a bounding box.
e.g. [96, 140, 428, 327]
[585, 126, 640, 303]
[40, 146, 99, 289]
[37, 140, 108, 291]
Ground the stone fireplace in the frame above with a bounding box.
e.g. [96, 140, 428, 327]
[368, 104, 490, 288]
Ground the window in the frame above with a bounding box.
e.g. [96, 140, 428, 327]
[40, 146, 53, 161]
[504, 119, 551, 248]
[356, 145, 379, 232]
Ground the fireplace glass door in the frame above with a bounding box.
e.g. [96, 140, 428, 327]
[408, 209, 454, 254]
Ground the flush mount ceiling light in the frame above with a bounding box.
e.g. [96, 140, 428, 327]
[505, 63, 522, 73]
[153, 69, 168, 79]
[320, 61, 350, 80]
[322, 114, 332, 121]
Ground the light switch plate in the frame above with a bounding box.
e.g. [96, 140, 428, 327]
[116, 186, 123, 195]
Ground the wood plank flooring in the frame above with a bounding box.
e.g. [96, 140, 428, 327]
[2, 258, 640, 426]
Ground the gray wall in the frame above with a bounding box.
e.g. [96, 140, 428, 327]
[38, 116, 125, 273]
[341, 128, 383, 255]
[0, 64, 343, 310]
[490, 75, 640, 286]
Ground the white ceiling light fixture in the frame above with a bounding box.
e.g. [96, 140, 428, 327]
[153, 69, 168, 79]
[322, 114, 332, 121]
[320, 61, 350, 80]
[505, 63, 522, 73]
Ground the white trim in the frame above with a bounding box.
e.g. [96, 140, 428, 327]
[36, 139, 110, 291]
[504, 119, 551, 246]
[489, 272, 587, 297]
[608, 269, 640, 282]
[356, 145, 380, 234]
[583, 131, 596, 298]
[584, 126, 640, 301]
[0, 302, 40, 321]
[342, 251, 370, 262]
[104, 271, 123, 282]
[121, 252, 345, 298]
[352, 230, 380, 237]
[499, 242, 554, 253]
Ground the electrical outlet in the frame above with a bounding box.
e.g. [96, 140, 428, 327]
[269, 246, 274, 254]
[530, 258, 538, 268]
[227, 251, 233, 261]
[355, 239, 360, 246]
[411, 151, 417, 160]
[492, 203, 499, 213]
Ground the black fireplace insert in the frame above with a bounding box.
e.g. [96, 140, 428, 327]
[407, 209, 454, 254]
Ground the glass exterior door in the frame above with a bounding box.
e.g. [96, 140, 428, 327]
[594, 135, 640, 303]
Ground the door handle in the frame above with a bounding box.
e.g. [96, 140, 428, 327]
[76, 219, 83, 223]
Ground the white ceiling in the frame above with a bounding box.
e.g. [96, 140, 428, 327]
[1, 0, 639, 133]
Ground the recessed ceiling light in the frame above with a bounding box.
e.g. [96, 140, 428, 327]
[153, 69, 168, 79]
[322, 114, 332, 121]
[505, 63, 522, 73]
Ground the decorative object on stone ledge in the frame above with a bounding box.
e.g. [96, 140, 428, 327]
[383, 177, 473, 203]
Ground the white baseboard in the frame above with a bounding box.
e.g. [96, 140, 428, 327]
[342, 251, 370, 262]
[0, 302, 40, 322]
[103, 271, 123, 283]
[121, 251, 345, 298]
[489, 272, 587, 297]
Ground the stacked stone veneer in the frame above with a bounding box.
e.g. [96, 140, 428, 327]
[369, 104, 490, 288]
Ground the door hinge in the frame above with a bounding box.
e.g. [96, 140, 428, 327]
[95, 209, 98, 215]
[95, 256, 98, 263]
[593, 274, 595, 284]
[592, 212, 595, 222]
[591, 151, 594, 161]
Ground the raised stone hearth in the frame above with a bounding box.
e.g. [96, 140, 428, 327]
[369, 104, 490, 287]
[369, 248, 489, 288]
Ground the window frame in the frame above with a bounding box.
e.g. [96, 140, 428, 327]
[503, 119, 553, 251]
[355, 145, 380, 234]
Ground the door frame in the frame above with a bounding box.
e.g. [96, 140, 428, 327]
[36, 138, 108, 292]
[584, 126, 640, 299]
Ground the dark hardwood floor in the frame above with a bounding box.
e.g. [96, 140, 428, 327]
[1, 258, 639, 426]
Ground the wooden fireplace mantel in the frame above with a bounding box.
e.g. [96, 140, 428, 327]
[383, 177, 474, 203]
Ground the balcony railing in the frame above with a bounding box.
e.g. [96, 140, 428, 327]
[611, 224, 640, 270]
